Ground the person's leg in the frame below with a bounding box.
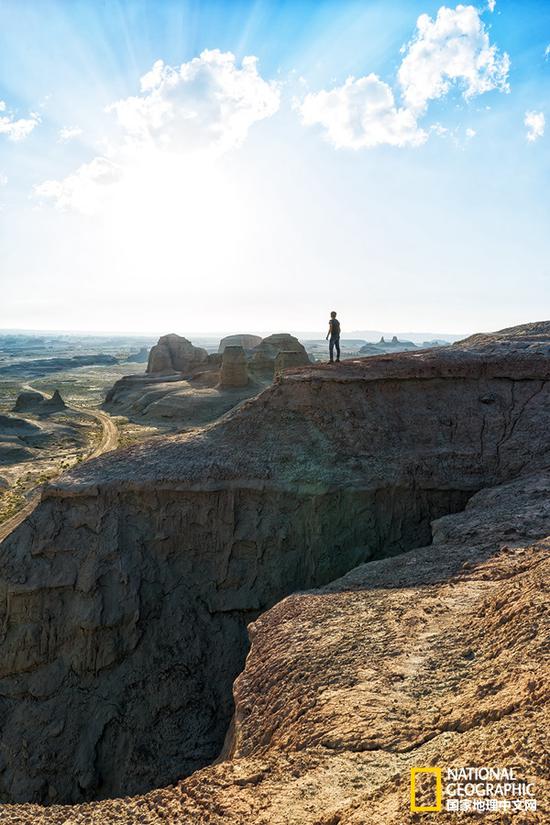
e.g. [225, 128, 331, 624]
[335, 337, 340, 361]
[329, 338, 334, 361]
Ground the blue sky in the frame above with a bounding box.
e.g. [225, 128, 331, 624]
[1, 0, 549, 335]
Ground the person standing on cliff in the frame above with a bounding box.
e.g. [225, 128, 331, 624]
[326, 311, 341, 363]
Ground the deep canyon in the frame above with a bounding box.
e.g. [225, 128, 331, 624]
[0, 322, 548, 823]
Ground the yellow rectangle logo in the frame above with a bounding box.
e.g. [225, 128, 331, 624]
[410, 767, 442, 812]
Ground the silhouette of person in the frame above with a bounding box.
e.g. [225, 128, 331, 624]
[326, 311, 341, 363]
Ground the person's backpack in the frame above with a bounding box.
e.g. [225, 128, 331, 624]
[331, 318, 341, 336]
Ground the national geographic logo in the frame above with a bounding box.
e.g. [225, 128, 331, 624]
[410, 766, 537, 814]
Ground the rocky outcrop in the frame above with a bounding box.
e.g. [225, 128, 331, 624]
[13, 390, 44, 412]
[457, 319, 550, 351]
[146, 334, 208, 375]
[0, 322, 549, 811]
[218, 335, 262, 354]
[250, 333, 310, 373]
[13, 390, 66, 414]
[220, 346, 248, 388]
[104, 371, 263, 425]
[106, 333, 311, 421]
[40, 390, 66, 412]
[359, 335, 418, 355]
[125, 347, 149, 363]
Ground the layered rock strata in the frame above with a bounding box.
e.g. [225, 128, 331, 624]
[0, 323, 549, 810]
[2, 466, 548, 823]
[146, 334, 208, 375]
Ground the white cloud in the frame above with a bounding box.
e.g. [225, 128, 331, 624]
[108, 49, 279, 153]
[36, 50, 279, 212]
[398, 4, 510, 114]
[0, 172, 7, 186]
[545, 44, 550, 60]
[0, 100, 40, 141]
[299, 74, 427, 149]
[524, 110, 545, 143]
[58, 126, 83, 142]
[465, 127, 477, 138]
[488, 0, 496, 12]
[34, 157, 122, 214]
[299, 4, 508, 150]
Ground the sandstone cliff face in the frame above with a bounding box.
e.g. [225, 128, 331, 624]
[146, 334, 208, 374]
[0, 324, 549, 810]
[2, 451, 548, 824]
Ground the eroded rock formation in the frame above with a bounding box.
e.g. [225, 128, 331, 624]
[250, 333, 310, 374]
[0, 322, 549, 817]
[40, 390, 67, 412]
[218, 335, 262, 354]
[146, 334, 208, 374]
[106, 332, 310, 424]
[13, 390, 44, 411]
[220, 346, 248, 388]
[14, 389, 67, 414]
[2, 428, 549, 824]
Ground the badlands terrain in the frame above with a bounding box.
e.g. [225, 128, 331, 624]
[0, 322, 548, 823]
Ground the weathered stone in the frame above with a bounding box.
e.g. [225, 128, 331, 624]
[218, 334, 262, 354]
[146, 334, 208, 374]
[220, 346, 248, 388]
[251, 333, 309, 373]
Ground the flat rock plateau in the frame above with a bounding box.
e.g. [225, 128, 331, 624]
[0, 322, 549, 823]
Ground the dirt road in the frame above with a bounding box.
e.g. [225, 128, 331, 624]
[0, 391, 119, 543]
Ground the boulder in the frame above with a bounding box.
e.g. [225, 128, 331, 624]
[218, 334, 262, 354]
[146, 334, 208, 374]
[220, 346, 248, 388]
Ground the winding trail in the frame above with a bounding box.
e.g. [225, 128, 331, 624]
[0, 388, 118, 543]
